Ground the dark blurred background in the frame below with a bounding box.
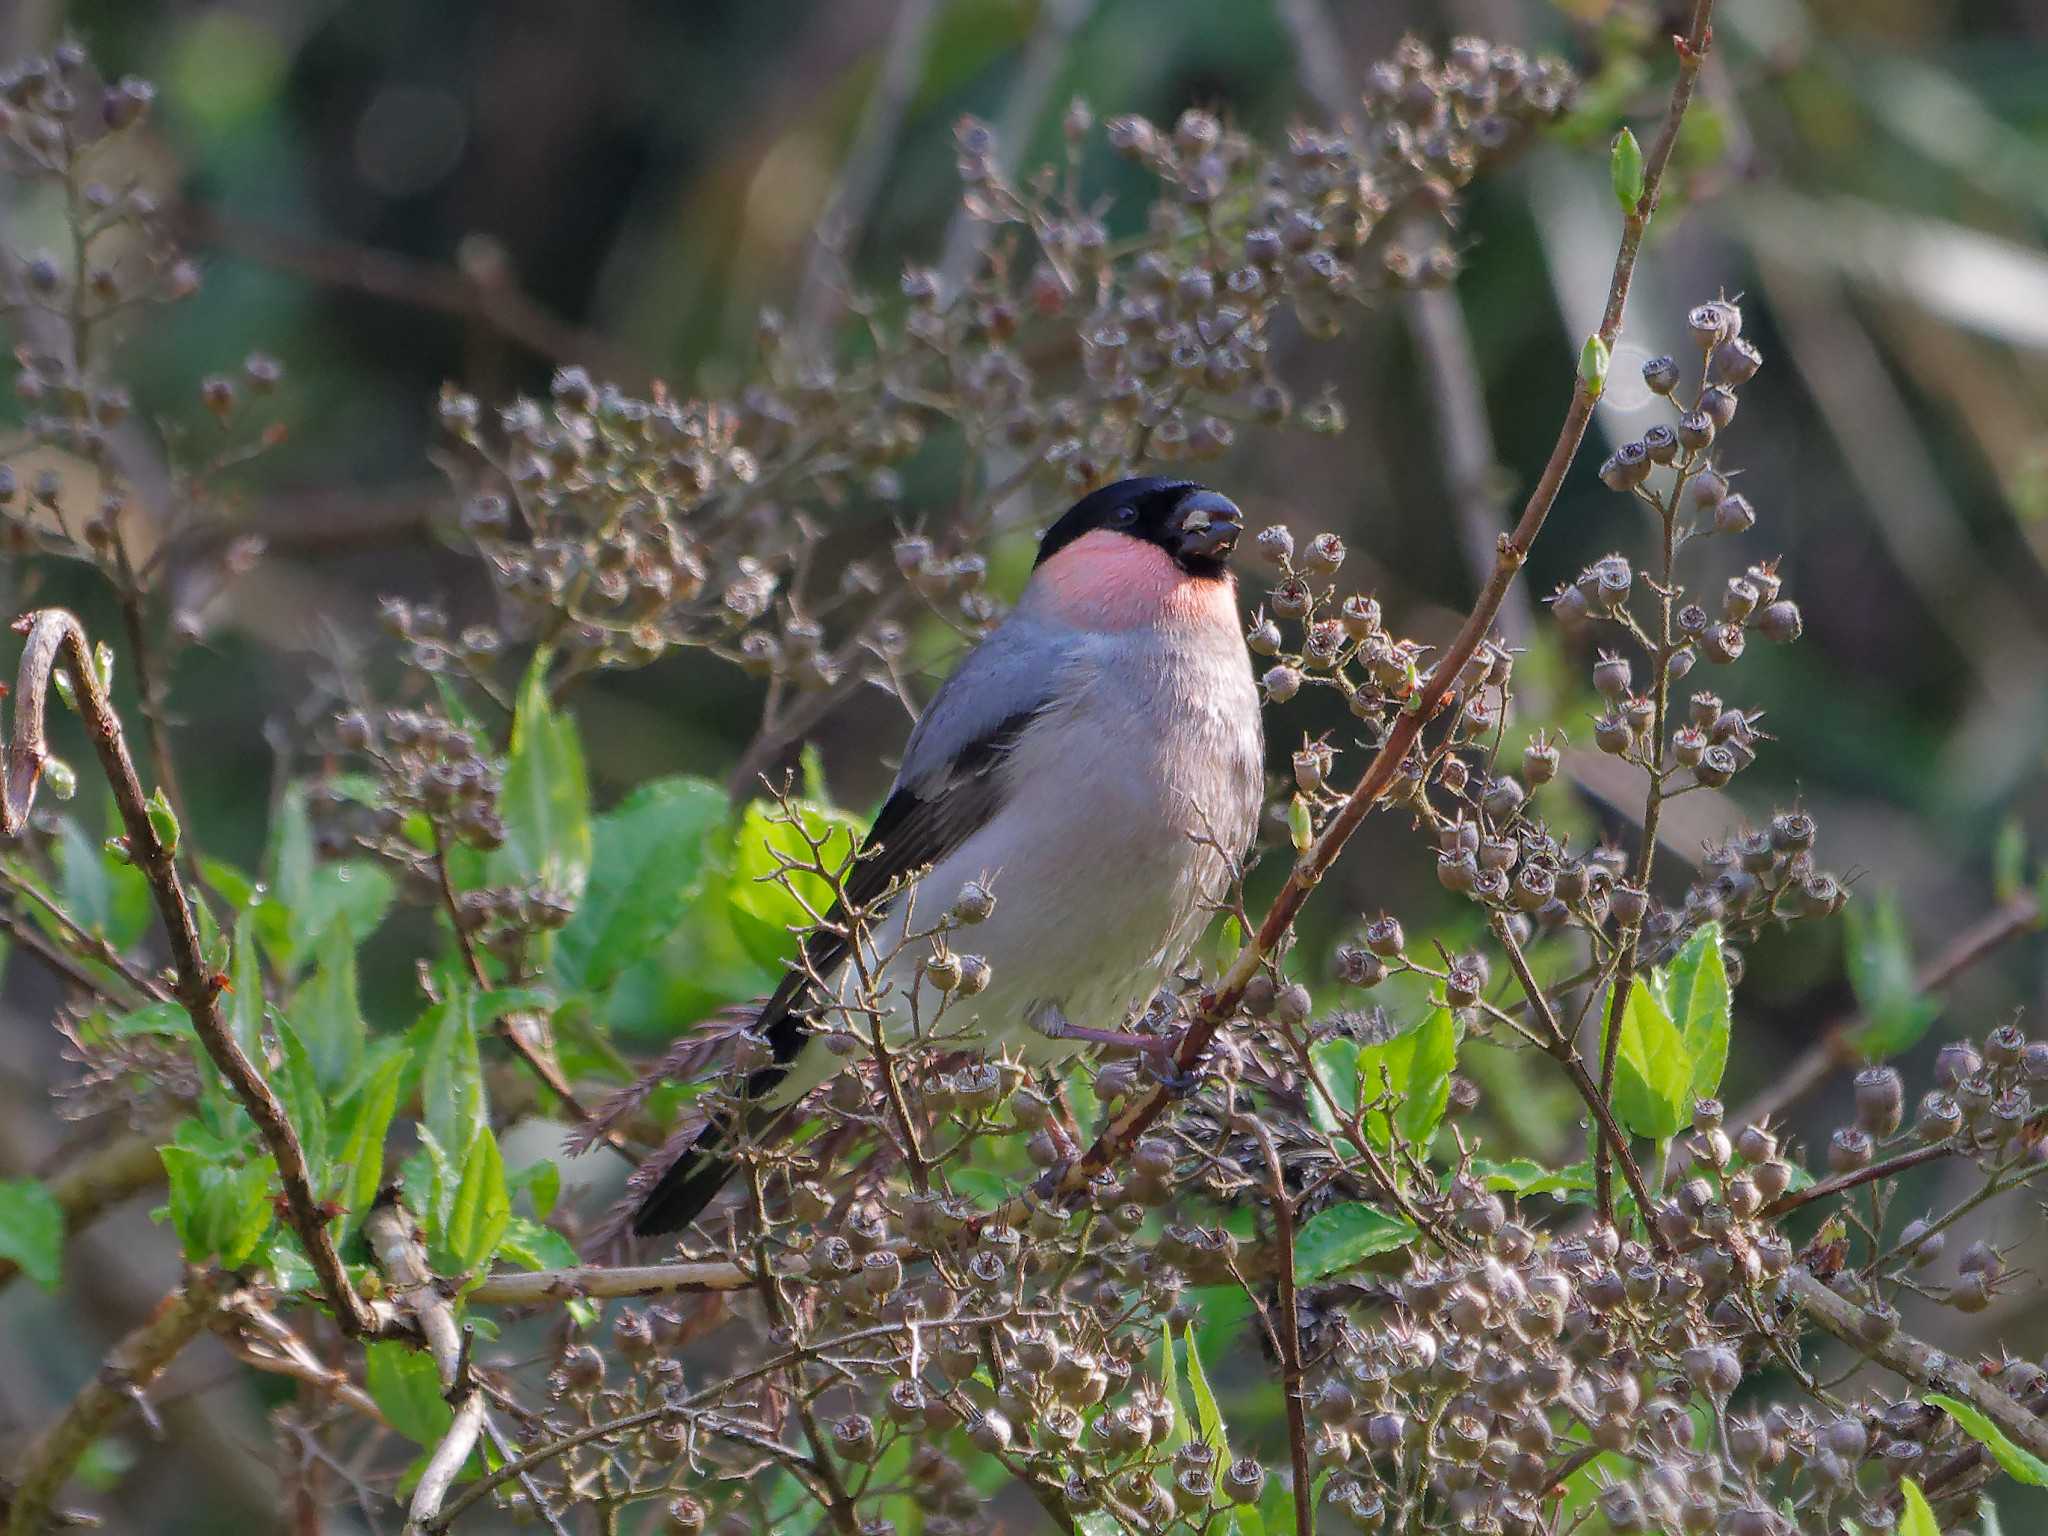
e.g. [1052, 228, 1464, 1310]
[4, 0, 2048, 1528]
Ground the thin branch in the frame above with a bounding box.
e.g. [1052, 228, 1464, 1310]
[0, 902, 137, 1009]
[465, 1259, 754, 1306]
[4, 1267, 232, 1534]
[1007, 3, 1722, 1220]
[1489, 913, 1659, 1231]
[1783, 1264, 2048, 1463]
[1732, 894, 2040, 1133]
[796, 0, 942, 341]
[3, 609, 380, 1337]
[176, 204, 651, 383]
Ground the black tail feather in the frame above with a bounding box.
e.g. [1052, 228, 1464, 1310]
[629, 1057, 795, 1237]
[630, 1125, 740, 1236]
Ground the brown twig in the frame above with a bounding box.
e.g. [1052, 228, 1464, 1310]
[0, 902, 138, 1009]
[1783, 1263, 2048, 1463]
[177, 204, 650, 384]
[1732, 894, 2041, 1133]
[1583, 0, 1718, 1229]
[1011, 4, 1721, 1220]
[4, 1267, 232, 1534]
[3, 608, 380, 1337]
[795, 0, 941, 341]
[1489, 913, 1660, 1232]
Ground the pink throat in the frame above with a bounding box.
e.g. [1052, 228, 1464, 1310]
[1030, 529, 1240, 633]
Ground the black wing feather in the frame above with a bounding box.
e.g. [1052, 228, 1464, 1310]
[630, 707, 1038, 1236]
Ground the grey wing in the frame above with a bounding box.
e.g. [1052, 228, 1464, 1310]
[753, 615, 1079, 1059]
[894, 614, 1079, 796]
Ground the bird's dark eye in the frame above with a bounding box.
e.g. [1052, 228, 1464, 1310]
[1113, 504, 1138, 525]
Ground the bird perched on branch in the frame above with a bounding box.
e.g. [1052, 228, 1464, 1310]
[632, 477, 1264, 1235]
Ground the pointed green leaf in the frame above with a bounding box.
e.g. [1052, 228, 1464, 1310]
[332, 1052, 407, 1234]
[1924, 1394, 2048, 1487]
[0, 1179, 65, 1291]
[1664, 922, 1731, 1099]
[510, 1158, 561, 1221]
[230, 909, 264, 1059]
[1157, 1316, 1187, 1450]
[271, 1015, 328, 1171]
[556, 776, 726, 993]
[1899, 1478, 1939, 1536]
[1394, 1007, 1457, 1150]
[1293, 1203, 1419, 1282]
[496, 1216, 579, 1272]
[268, 787, 396, 973]
[367, 1340, 453, 1445]
[421, 992, 487, 1162]
[446, 1126, 510, 1271]
[297, 925, 365, 1090]
[1182, 1324, 1231, 1460]
[1603, 980, 1692, 1138]
[493, 652, 591, 903]
[1310, 1009, 1457, 1154]
[160, 1145, 274, 1267]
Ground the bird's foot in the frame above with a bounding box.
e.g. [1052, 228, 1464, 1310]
[1031, 1003, 1176, 1056]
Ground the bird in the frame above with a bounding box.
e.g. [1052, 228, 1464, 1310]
[631, 476, 1265, 1236]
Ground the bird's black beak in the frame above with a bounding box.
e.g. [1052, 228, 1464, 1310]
[1170, 489, 1243, 564]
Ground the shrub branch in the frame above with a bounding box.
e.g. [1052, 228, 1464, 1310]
[3, 608, 380, 1338]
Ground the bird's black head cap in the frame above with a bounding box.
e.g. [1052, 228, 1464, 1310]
[1033, 477, 1244, 580]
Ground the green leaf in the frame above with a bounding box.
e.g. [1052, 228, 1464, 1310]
[420, 993, 487, 1163]
[493, 652, 591, 904]
[511, 1158, 561, 1221]
[496, 1215, 580, 1272]
[401, 1127, 457, 1246]
[1602, 980, 1693, 1138]
[1845, 891, 1938, 1059]
[1156, 1314, 1187, 1450]
[1466, 1157, 1595, 1196]
[1899, 1477, 1939, 1536]
[726, 797, 867, 972]
[1579, 334, 1610, 397]
[331, 1052, 406, 1234]
[268, 787, 395, 972]
[1310, 1008, 1457, 1154]
[1293, 1203, 1419, 1283]
[1394, 1008, 1457, 1150]
[0, 1178, 65, 1290]
[556, 776, 726, 993]
[229, 909, 264, 1059]
[160, 1144, 274, 1267]
[1182, 1324, 1231, 1460]
[144, 786, 180, 857]
[1663, 922, 1731, 1100]
[1925, 1394, 2048, 1487]
[446, 1126, 510, 1271]
[366, 1340, 453, 1446]
[1610, 126, 1645, 210]
[110, 1000, 195, 1039]
[296, 924, 365, 1090]
[271, 1016, 328, 1173]
[55, 813, 150, 949]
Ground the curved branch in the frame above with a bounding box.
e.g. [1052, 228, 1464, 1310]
[3, 608, 379, 1337]
[4, 1268, 232, 1534]
[1012, 3, 1723, 1219]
